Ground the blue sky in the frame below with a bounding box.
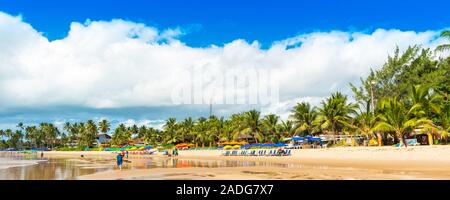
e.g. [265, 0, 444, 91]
[1, 0, 450, 48]
[0, 0, 449, 131]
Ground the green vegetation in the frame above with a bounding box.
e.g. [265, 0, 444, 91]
[1, 30, 449, 150]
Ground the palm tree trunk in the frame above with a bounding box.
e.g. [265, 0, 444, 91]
[376, 132, 383, 146]
[397, 131, 405, 147]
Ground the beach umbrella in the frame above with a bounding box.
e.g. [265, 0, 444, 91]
[292, 136, 304, 141]
[275, 142, 287, 147]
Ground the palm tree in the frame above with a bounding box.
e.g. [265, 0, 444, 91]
[25, 126, 37, 148]
[436, 101, 450, 137]
[82, 120, 98, 148]
[408, 85, 442, 118]
[0, 130, 5, 142]
[193, 117, 208, 147]
[262, 114, 280, 142]
[314, 92, 358, 135]
[111, 124, 131, 146]
[279, 120, 295, 138]
[373, 97, 433, 147]
[243, 110, 263, 143]
[436, 30, 450, 52]
[40, 123, 59, 149]
[98, 119, 110, 134]
[143, 127, 160, 145]
[137, 125, 148, 139]
[180, 117, 195, 143]
[17, 122, 24, 130]
[5, 129, 13, 146]
[228, 113, 247, 141]
[291, 102, 317, 136]
[349, 103, 378, 144]
[163, 118, 180, 145]
[130, 124, 139, 138]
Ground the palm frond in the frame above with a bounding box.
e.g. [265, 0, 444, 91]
[372, 122, 395, 132]
[436, 44, 450, 52]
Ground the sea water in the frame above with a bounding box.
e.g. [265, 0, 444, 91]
[0, 156, 41, 170]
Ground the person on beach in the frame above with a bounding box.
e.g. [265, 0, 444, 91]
[116, 153, 123, 170]
[40, 151, 44, 159]
[125, 151, 129, 159]
[172, 148, 178, 156]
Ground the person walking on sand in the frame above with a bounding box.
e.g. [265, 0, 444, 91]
[125, 150, 129, 159]
[116, 153, 123, 170]
[40, 151, 44, 159]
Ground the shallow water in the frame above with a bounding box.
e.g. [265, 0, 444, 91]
[0, 153, 314, 180]
[1, 153, 435, 180]
[0, 154, 114, 180]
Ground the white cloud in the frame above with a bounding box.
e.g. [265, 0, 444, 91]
[121, 119, 165, 130]
[0, 11, 448, 119]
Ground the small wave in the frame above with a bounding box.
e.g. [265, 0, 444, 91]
[0, 158, 43, 170]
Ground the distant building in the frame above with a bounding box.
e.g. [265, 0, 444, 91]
[96, 134, 111, 147]
[131, 137, 146, 146]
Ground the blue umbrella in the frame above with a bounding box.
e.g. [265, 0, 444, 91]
[292, 136, 304, 141]
[275, 142, 287, 147]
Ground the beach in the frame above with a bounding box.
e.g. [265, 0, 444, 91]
[2, 146, 450, 180]
[40, 145, 450, 180]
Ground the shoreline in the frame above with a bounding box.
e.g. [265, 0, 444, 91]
[77, 145, 450, 180]
[3, 146, 450, 180]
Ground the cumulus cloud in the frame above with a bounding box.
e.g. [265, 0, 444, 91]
[121, 119, 165, 130]
[0, 11, 447, 121]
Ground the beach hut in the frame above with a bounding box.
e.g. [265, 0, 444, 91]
[96, 134, 111, 147]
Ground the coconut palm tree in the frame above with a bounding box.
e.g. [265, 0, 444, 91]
[43, 123, 60, 149]
[373, 97, 434, 147]
[205, 116, 223, 146]
[25, 126, 38, 148]
[436, 30, 450, 52]
[0, 130, 5, 142]
[243, 110, 263, 143]
[314, 92, 358, 135]
[130, 124, 139, 138]
[137, 125, 147, 139]
[163, 118, 180, 145]
[291, 102, 317, 136]
[81, 120, 98, 148]
[279, 120, 295, 138]
[111, 124, 130, 146]
[193, 117, 208, 147]
[436, 101, 450, 137]
[98, 119, 110, 135]
[180, 117, 195, 143]
[143, 127, 160, 145]
[228, 113, 247, 141]
[262, 114, 280, 142]
[408, 85, 442, 118]
[348, 103, 379, 144]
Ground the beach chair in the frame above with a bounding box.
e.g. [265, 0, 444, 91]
[222, 150, 230, 156]
[250, 150, 256, 156]
[284, 149, 291, 156]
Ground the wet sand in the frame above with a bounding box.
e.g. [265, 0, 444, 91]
[75, 145, 450, 180]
